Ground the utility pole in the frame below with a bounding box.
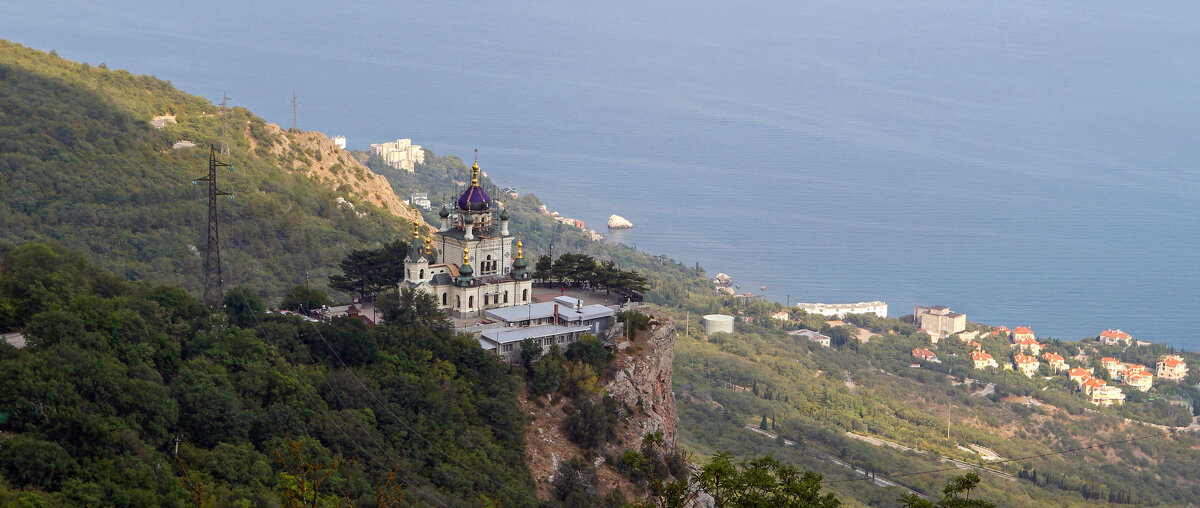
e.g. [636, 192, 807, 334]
[290, 90, 298, 131]
[220, 92, 232, 155]
[193, 146, 233, 307]
[946, 403, 952, 440]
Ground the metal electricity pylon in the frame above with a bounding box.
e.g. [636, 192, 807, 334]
[193, 146, 233, 307]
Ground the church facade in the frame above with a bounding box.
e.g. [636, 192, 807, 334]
[402, 161, 534, 318]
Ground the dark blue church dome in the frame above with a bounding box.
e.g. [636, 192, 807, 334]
[457, 162, 492, 211]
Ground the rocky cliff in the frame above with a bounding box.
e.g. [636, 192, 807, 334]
[607, 308, 679, 451]
[246, 122, 424, 224]
[521, 307, 679, 499]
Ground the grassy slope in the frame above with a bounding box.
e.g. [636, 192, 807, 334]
[667, 306, 1200, 506]
[0, 40, 415, 303]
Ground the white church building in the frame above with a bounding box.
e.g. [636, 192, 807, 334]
[402, 161, 534, 318]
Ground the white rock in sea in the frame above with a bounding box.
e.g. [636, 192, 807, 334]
[608, 214, 634, 229]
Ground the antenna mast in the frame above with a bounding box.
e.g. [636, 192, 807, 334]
[194, 147, 233, 307]
[290, 90, 298, 131]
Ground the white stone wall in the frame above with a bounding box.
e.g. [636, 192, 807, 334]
[794, 301, 887, 318]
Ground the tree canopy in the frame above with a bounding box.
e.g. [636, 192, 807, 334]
[0, 243, 537, 506]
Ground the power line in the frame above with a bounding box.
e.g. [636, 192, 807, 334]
[229, 289, 452, 508]
[220, 92, 232, 155]
[287, 291, 543, 505]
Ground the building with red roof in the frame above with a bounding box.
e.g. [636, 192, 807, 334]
[971, 350, 998, 369]
[1157, 355, 1189, 381]
[912, 348, 940, 363]
[1013, 353, 1040, 377]
[1099, 329, 1133, 346]
[1068, 367, 1092, 385]
[1014, 336, 1043, 355]
[1124, 370, 1153, 392]
[1041, 352, 1066, 372]
[1012, 326, 1034, 343]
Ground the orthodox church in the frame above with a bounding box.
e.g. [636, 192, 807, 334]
[402, 161, 534, 318]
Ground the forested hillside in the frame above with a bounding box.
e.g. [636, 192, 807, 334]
[0, 243, 535, 506]
[0, 40, 418, 303]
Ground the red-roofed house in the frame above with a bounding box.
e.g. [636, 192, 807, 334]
[1091, 384, 1125, 406]
[991, 326, 1010, 337]
[966, 341, 982, 351]
[1099, 329, 1133, 346]
[1124, 370, 1153, 392]
[1013, 354, 1040, 377]
[1041, 352, 1067, 372]
[1012, 326, 1034, 343]
[912, 348, 940, 363]
[1101, 357, 1122, 374]
[971, 351, 998, 370]
[1068, 367, 1092, 385]
[770, 310, 791, 321]
[1014, 337, 1043, 355]
[1157, 355, 1188, 381]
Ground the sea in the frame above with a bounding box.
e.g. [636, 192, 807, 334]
[3, 1, 1198, 347]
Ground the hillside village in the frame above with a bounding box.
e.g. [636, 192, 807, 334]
[714, 293, 1197, 423]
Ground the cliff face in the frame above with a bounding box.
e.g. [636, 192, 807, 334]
[247, 122, 424, 224]
[522, 307, 679, 499]
[607, 308, 678, 452]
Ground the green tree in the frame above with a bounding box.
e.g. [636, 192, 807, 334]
[612, 269, 649, 296]
[519, 338, 544, 371]
[329, 239, 408, 300]
[377, 287, 451, 330]
[565, 334, 612, 372]
[533, 255, 553, 282]
[171, 360, 250, 448]
[224, 287, 264, 328]
[553, 456, 599, 508]
[693, 452, 839, 508]
[563, 395, 619, 450]
[0, 436, 77, 490]
[279, 285, 329, 313]
[899, 473, 994, 508]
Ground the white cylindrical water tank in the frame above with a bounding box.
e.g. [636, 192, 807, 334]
[702, 314, 734, 335]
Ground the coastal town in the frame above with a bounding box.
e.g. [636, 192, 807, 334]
[705, 274, 1195, 424]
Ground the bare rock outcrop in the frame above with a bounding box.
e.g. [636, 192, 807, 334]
[522, 307, 679, 499]
[608, 214, 634, 229]
[607, 308, 678, 452]
[245, 122, 424, 224]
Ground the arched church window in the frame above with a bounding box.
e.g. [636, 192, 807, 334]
[469, 296, 475, 308]
[522, 289, 528, 302]
[484, 295, 489, 306]
[456, 295, 461, 308]
[419, 269, 424, 279]
[442, 293, 447, 305]
[504, 291, 509, 303]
